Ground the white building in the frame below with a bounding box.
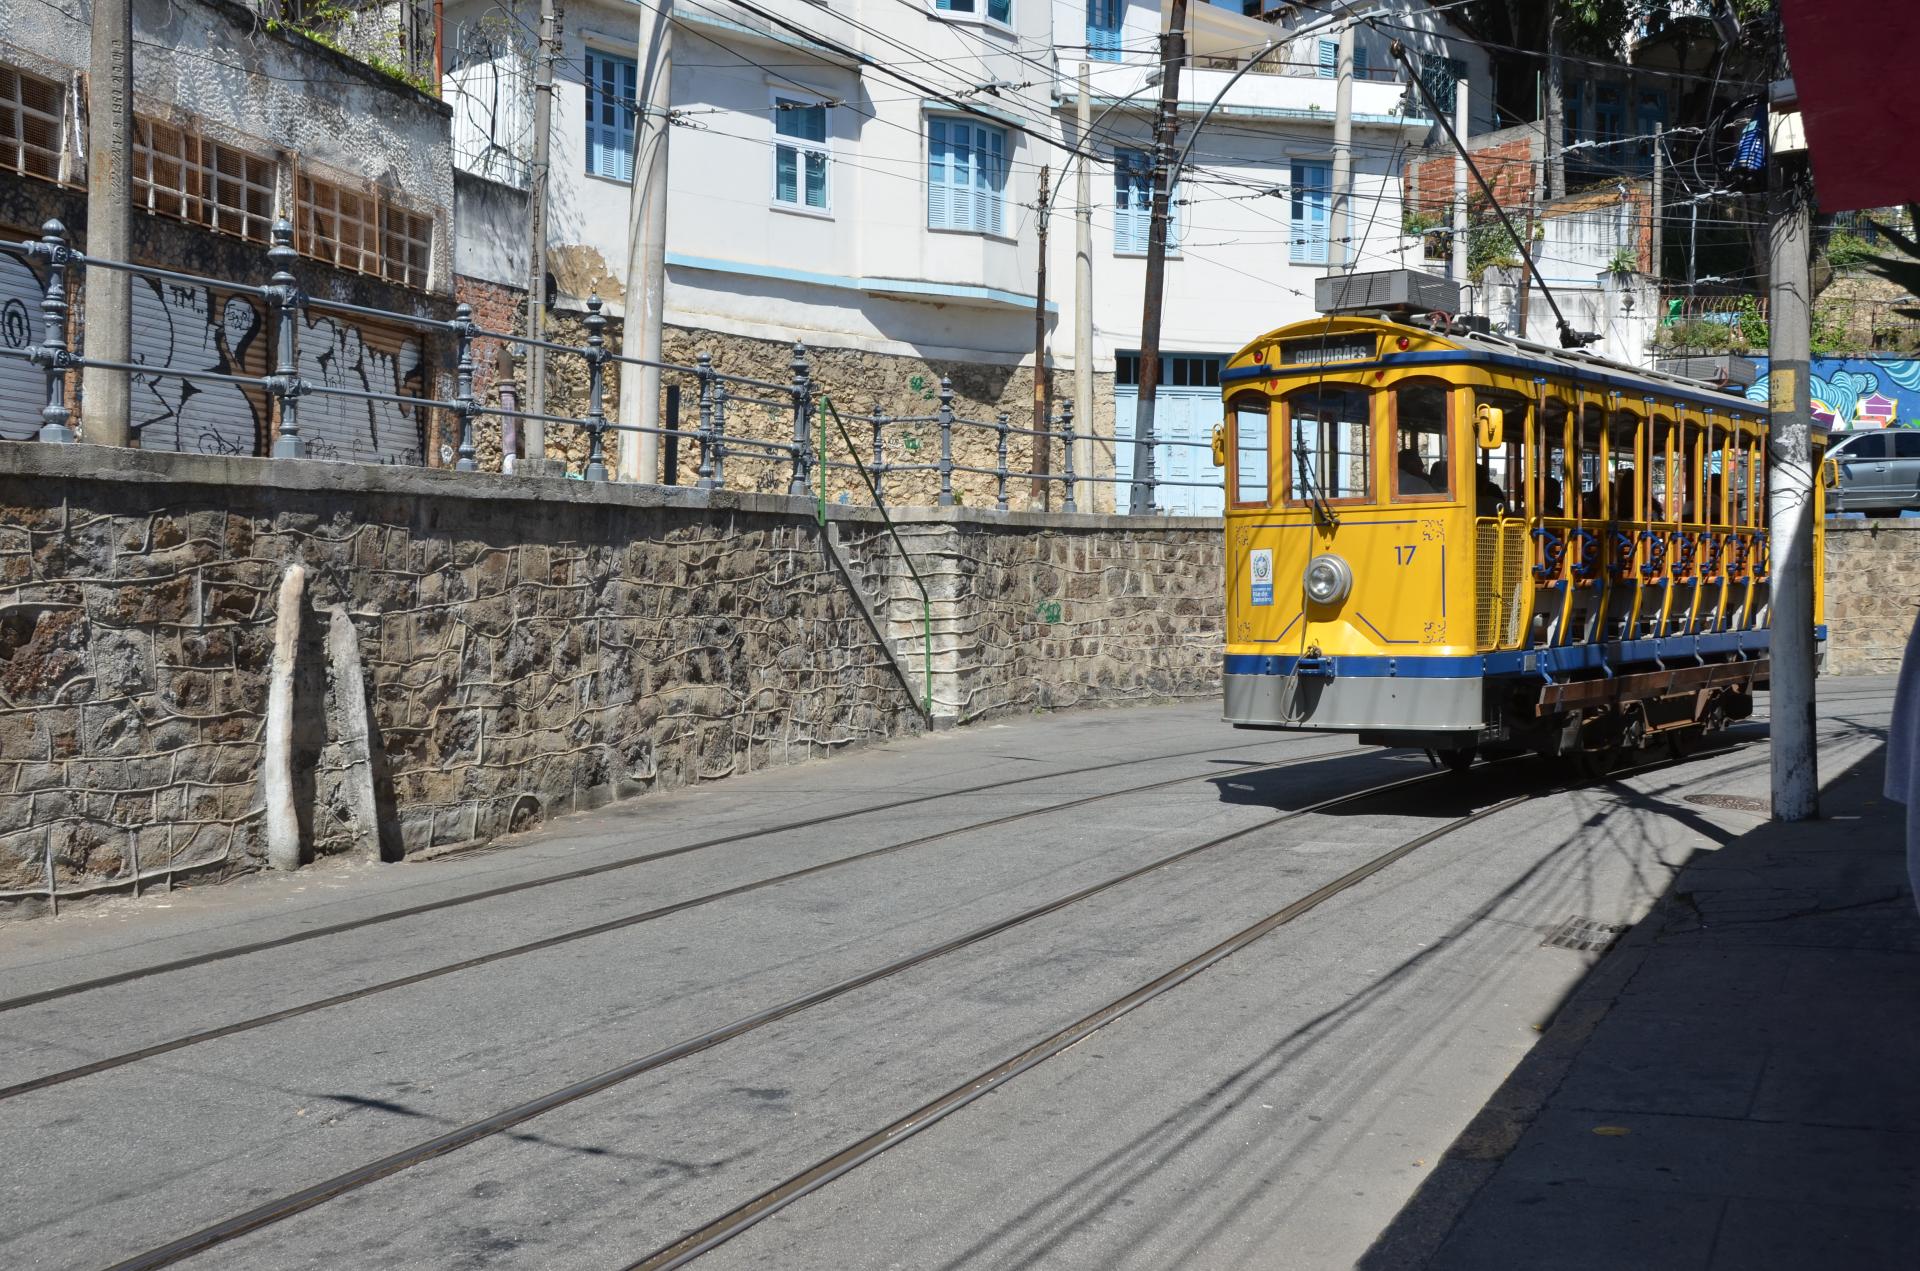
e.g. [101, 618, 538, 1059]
[443, 0, 1493, 508]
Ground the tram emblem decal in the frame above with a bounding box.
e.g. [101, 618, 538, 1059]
[1249, 549, 1273, 607]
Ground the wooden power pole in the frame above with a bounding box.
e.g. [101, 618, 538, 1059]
[1129, 0, 1186, 516]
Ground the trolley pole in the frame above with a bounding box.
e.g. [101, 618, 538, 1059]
[1767, 92, 1818, 822]
[1130, 0, 1186, 516]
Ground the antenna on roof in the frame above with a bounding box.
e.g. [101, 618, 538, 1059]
[1387, 40, 1600, 350]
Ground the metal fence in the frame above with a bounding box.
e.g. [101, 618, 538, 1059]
[0, 219, 1227, 513]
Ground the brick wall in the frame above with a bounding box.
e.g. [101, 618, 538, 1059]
[0, 443, 1224, 916]
[1405, 127, 1541, 224]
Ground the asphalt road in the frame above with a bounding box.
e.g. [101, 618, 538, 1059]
[0, 682, 1895, 1271]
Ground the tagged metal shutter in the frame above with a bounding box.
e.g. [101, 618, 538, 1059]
[296, 311, 429, 465]
[0, 246, 48, 441]
[128, 275, 271, 456]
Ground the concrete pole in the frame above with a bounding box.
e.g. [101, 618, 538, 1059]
[524, 0, 558, 465]
[1767, 168, 1818, 821]
[1031, 165, 1051, 507]
[1330, 14, 1354, 270]
[1129, 0, 1186, 516]
[1451, 72, 1469, 287]
[1074, 63, 1095, 510]
[80, 0, 132, 446]
[1650, 123, 1663, 276]
[618, 0, 672, 483]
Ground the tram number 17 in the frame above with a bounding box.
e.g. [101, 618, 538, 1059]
[1394, 545, 1417, 566]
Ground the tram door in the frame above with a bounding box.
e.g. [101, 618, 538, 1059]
[1113, 352, 1227, 516]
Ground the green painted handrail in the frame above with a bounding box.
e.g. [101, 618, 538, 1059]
[817, 396, 934, 718]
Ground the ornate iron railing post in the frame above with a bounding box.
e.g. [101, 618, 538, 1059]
[994, 410, 1011, 512]
[1059, 399, 1078, 513]
[451, 302, 479, 471]
[265, 220, 306, 458]
[710, 379, 729, 488]
[787, 340, 813, 496]
[694, 352, 717, 488]
[936, 376, 956, 507]
[870, 404, 889, 505]
[25, 220, 75, 443]
[581, 295, 610, 481]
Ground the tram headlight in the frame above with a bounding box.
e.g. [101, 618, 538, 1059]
[1303, 553, 1353, 606]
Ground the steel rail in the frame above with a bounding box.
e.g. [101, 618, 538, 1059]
[0, 744, 1361, 1102]
[97, 764, 1453, 1271]
[627, 738, 1770, 1269]
[0, 734, 1336, 1015]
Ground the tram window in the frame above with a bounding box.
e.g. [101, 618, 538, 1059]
[1607, 409, 1645, 520]
[1230, 395, 1269, 504]
[1539, 397, 1572, 517]
[1652, 418, 1681, 522]
[1391, 383, 1449, 499]
[1577, 404, 1606, 518]
[1475, 391, 1529, 516]
[1285, 385, 1372, 502]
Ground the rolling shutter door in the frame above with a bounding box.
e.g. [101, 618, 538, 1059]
[297, 312, 429, 465]
[0, 245, 48, 442]
[128, 275, 271, 456]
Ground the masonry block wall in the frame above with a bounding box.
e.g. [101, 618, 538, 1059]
[0, 445, 1225, 916]
[1823, 519, 1920, 675]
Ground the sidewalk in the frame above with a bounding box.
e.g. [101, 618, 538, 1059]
[1361, 746, 1920, 1271]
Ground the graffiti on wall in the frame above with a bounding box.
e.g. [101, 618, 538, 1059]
[1746, 357, 1920, 430]
[298, 313, 428, 466]
[0, 252, 49, 440]
[130, 279, 270, 456]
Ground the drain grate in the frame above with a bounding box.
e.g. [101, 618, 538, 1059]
[1542, 915, 1630, 953]
[1685, 793, 1769, 813]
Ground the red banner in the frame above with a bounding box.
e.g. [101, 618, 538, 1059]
[1782, 0, 1920, 211]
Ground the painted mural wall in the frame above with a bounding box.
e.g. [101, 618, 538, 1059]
[1744, 357, 1920, 430]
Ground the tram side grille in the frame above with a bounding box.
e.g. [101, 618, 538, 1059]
[1474, 520, 1501, 650]
[1499, 521, 1530, 649]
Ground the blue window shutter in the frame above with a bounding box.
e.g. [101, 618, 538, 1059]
[1290, 162, 1328, 264]
[985, 126, 1004, 233]
[616, 58, 637, 181]
[928, 119, 949, 229]
[804, 151, 828, 208]
[776, 147, 798, 203]
[1354, 43, 1368, 81]
[988, 0, 1010, 22]
[1087, 0, 1121, 60]
[1318, 39, 1336, 78]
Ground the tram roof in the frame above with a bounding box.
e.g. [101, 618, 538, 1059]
[1229, 318, 1780, 419]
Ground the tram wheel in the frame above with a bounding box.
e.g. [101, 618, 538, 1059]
[1667, 725, 1703, 760]
[1442, 745, 1477, 774]
[1575, 742, 1621, 779]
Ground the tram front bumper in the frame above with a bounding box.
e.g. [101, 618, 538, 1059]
[1223, 669, 1483, 733]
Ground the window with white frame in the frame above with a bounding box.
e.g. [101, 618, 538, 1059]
[927, 116, 1006, 235]
[773, 96, 829, 211]
[1113, 148, 1177, 255]
[1289, 160, 1329, 265]
[0, 65, 63, 183]
[1315, 38, 1371, 79]
[934, 0, 1012, 24]
[1086, 0, 1123, 60]
[584, 48, 637, 181]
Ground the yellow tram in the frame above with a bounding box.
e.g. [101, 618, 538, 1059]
[1214, 315, 1827, 769]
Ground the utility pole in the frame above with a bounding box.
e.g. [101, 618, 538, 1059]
[523, 0, 559, 470]
[1329, 11, 1354, 269]
[1767, 85, 1817, 822]
[1032, 164, 1051, 508]
[81, 0, 132, 446]
[619, 0, 672, 482]
[1545, 0, 1565, 199]
[1451, 71, 1469, 287]
[1129, 0, 1186, 516]
[1074, 64, 1095, 511]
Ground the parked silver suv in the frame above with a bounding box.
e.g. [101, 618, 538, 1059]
[1829, 428, 1920, 516]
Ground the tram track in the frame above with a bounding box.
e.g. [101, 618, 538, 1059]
[0, 733, 1342, 1015]
[97, 761, 1462, 1271]
[0, 741, 1370, 1103]
[628, 738, 1774, 1269]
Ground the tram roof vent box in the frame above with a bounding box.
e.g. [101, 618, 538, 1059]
[1315, 269, 1461, 319]
[1651, 354, 1760, 392]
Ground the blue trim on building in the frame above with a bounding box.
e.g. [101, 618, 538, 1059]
[666, 252, 1056, 313]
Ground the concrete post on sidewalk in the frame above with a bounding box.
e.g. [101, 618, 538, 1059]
[1768, 167, 1818, 822]
[618, 0, 672, 483]
[80, 0, 132, 446]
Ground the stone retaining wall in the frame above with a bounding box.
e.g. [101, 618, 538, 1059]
[0, 444, 1223, 916]
[1823, 518, 1920, 675]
